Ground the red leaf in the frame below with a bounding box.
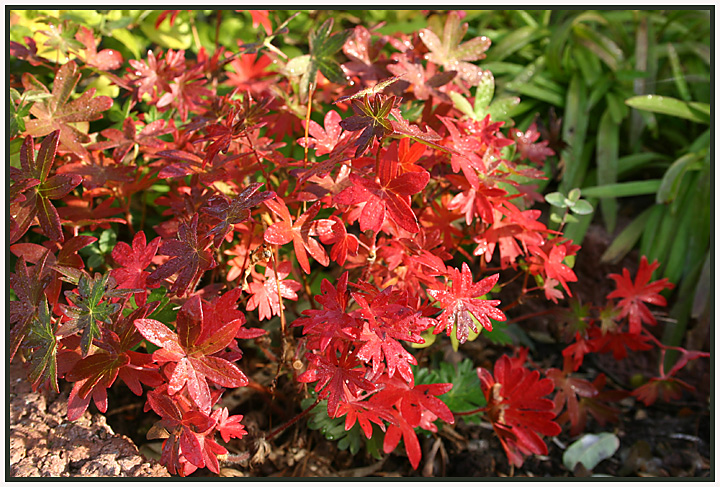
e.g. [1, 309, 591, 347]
[632, 376, 695, 406]
[607, 256, 675, 333]
[293, 272, 358, 352]
[10, 131, 82, 242]
[427, 263, 506, 343]
[201, 183, 275, 246]
[148, 214, 216, 296]
[334, 158, 429, 234]
[477, 355, 561, 468]
[297, 348, 374, 417]
[382, 410, 422, 469]
[335, 399, 391, 439]
[264, 198, 332, 274]
[529, 242, 578, 297]
[512, 122, 555, 164]
[134, 294, 247, 412]
[9, 254, 52, 361]
[111, 231, 161, 306]
[211, 407, 248, 443]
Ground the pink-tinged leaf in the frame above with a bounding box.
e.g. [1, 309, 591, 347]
[211, 408, 248, 443]
[195, 318, 244, 356]
[297, 110, 348, 156]
[176, 295, 204, 352]
[148, 214, 216, 296]
[193, 355, 248, 388]
[264, 222, 293, 245]
[263, 199, 330, 274]
[35, 193, 63, 242]
[23, 61, 113, 159]
[419, 11, 490, 84]
[39, 173, 83, 199]
[246, 262, 301, 321]
[75, 25, 123, 70]
[134, 319, 184, 356]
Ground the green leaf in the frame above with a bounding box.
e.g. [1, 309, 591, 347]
[449, 91, 476, 120]
[639, 204, 665, 259]
[98, 228, 117, 254]
[415, 359, 486, 421]
[573, 45, 602, 86]
[545, 191, 567, 208]
[481, 320, 513, 346]
[572, 23, 623, 71]
[486, 96, 521, 122]
[563, 433, 620, 472]
[625, 95, 710, 124]
[515, 82, 565, 107]
[26, 296, 59, 393]
[691, 250, 711, 319]
[303, 397, 365, 454]
[617, 152, 669, 178]
[59, 272, 125, 356]
[605, 91, 629, 124]
[298, 17, 350, 103]
[570, 199, 593, 215]
[474, 70, 495, 110]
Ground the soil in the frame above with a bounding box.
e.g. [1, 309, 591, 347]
[8, 223, 712, 478]
[8, 361, 169, 477]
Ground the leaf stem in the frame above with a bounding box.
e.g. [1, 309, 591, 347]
[453, 407, 487, 417]
[264, 397, 320, 443]
[303, 88, 313, 167]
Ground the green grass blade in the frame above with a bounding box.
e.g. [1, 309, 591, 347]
[666, 42, 691, 102]
[486, 25, 547, 62]
[625, 95, 711, 124]
[581, 180, 661, 199]
[560, 74, 589, 192]
[639, 204, 665, 259]
[596, 108, 619, 233]
[617, 152, 669, 178]
[601, 206, 654, 264]
[656, 152, 703, 204]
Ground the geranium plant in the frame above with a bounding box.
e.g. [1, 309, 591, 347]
[9, 9, 709, 477]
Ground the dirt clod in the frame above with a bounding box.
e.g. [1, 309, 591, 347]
[9, 361, 169, 478]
